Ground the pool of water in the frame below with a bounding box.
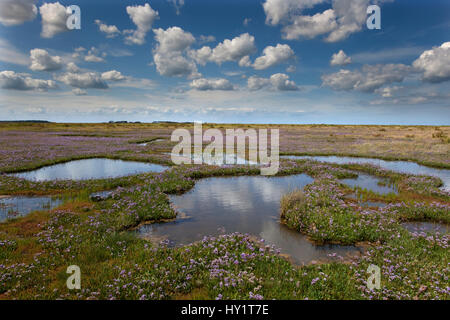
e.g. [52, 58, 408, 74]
[281, 155, 450, 191]
[341, 174, 397, 195]
[0, 196, 63, 222]
[12, 158, 167, 181]
[167, 153, 258, 165]
[402, 222, 449, 234]
[138, 174, 362, 265]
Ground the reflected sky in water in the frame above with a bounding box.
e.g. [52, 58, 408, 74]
[341, 174, 397, 195]
[0, 196, 62, 222]
[281, 155, 450, 191]
[12, 158, 167, 181]
[138, 174, 361, 265]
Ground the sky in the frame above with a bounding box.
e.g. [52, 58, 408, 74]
[0, 0, 449, 124]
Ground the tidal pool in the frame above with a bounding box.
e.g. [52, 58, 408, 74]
[138, 174, 362, 265]
[167, 153, 258, 166]
[341, 174, 397, 195]
[0, 196, 62, 222]
[402, 221, 449, 234]
[12, 158, 167, 181]
[281, 155, 450, 191]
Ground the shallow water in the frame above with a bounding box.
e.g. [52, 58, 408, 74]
[0, 196, 62, 222]
[168, 153, 258, 165]
[402, 221, 449, 234]
[341, 174, 397, 195]
[281, 155, 450, 191]
[12, 158, 167, 181]
[138, 174, 361, 265]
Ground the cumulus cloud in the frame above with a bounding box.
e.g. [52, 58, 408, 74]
[39, 2, 69, 38]
[282, 9, 337, 40]
[413, 42, 450, 83]
[247, 76, 271, 90]
[101, 70, 126, 81]
[263, 0, 383, 42]
[125, 3, 159, 45]
[84, 47, 105, 63]
[324, 0, 370, 43]
[248, 73, 299, 91]
[330, 50, 352, 66]
[263, 0, 325, 26]
[322, 64, 411, 92]
[152, 27, 198, 78]
[190, 78, 234, 91]
[0, 0, 37, 26]
[190, 33, 256, 66]
[95, 19, 120, 38]
[253, 44, 295, 70]
[29, 49, 63, 71]
[270, 73, 299, 90]
[55, 72, 108, 89]
[0, 70, 58, 91]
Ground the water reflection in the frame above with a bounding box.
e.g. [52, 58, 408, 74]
[0, 196, 62, 222]
[12, 158, 167, 181]
[281, 155, 450, 191]
[341, 174, 397, 195]
[138, 174, 361, 265]
[402, 221, 449, 234]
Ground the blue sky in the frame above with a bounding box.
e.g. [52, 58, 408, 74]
[0, 0, 449, 124]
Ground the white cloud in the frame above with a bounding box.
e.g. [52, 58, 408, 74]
[413, 42, 450, 83]
[0, 70, 58, 91]
[322, 64, 411, 92]
[0, 0, 37, 26]
[84, 47, 105, 63]
[55, 72, 109, 89]
[167, 0, 185, 15]
[264, 0, 383, 42]
[126, 3, 159, 45]
[190, 33, 256, 65]
[95, 19, 120, 38]
[39, 2, 69, 38]
[0, 38, 29, 66]
[270, 73, 299, 90]
[324, 0, 370, 43]
[248, 73, 299, 91]
[282, 9, 337, 40]
[375, 86, 402, 98]
[253, 44, 295, 70]
[263, 0, 325, 26]
[330, 50, 352, 66]
[243, 18, 252, 26]
[190, 78, 235, 91]
[152, 27, 198, 78]
[66, 62, 81, 73]
[30, 49, 63, 71]
[101, 70, 126, 81]
[247, 76, 271, 90]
